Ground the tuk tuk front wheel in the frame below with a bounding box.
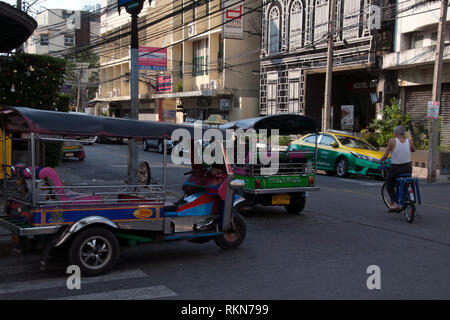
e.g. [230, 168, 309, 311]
[284, 193, 306, 214]
[214, 213, 246, 250]
[68, 227, 119, 277]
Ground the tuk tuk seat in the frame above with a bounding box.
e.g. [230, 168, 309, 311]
[37, 167, 103, 205]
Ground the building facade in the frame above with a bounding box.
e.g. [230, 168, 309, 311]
[260, 0, 395, 132]
[153, 0, 261, 122]
[96, 0, 261, 122]
[383, 0, 450, 146]
[26, 8, 100, 58]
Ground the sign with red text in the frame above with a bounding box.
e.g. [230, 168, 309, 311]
[222, 0, 244, 39]
[138, 47, 167, 71]
[426, 101, 440, 119]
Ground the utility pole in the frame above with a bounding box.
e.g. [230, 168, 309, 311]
[76, 68, 82, 112]
[323, 0, 336, 131]
[427, 0, 448, 183]
[118, 0, 149, 183]
[16, 0, 23, 52]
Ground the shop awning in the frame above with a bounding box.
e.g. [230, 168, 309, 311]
[152, 89, 228, 99]
[0, 1, 37, 53]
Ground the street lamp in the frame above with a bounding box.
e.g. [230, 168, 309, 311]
[117, 0, 152, 183]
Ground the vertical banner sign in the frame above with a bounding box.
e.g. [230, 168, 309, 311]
[138, 47, 168, 70]
[426, 101, 440, 119]
[156, 75, 172, 93]
[222, 0, 244, 39]
[340, 105, 354, 131]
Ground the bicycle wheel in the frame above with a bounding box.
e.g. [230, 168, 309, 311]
[381, 183, 393, 209]
[403, 203, 415, 223]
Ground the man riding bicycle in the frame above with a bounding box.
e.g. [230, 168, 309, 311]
[380, 125, 415, 212]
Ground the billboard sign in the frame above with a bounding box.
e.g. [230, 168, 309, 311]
[138, 47, 167, 71]
[156, 75, 172, 93]
[340, 105, 354, 131]
[222, 0, 244, 39]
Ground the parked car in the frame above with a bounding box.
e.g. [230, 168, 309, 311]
[288, 130, 385, 179]
[97, 136, 126, 144]
[142, 138, 178, 154]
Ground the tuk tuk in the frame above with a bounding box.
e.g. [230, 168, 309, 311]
[0, 106, 246, 276]
[62, 141, 86, 161]
[221, 114, 320, 214]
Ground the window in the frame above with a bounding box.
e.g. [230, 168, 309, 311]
[269, 7, 280, 54]
[319, 134, 337, 146]
[40, 34, 49, 46]
[288, 81, 299, 113]
[218, 35, 224, 73]
[267, 82, 277, 115]
[62, 10, 74, 19]
[314, 0, 329, 43]
[289, 1, 303, 50]
[64, 35, 74, 47]
[304, 134, 318, 144]
[192, 38, 208, 76]
[431, 32, 438, 41]
[411, 34, 424, 49]
[336, 136, 377, 150]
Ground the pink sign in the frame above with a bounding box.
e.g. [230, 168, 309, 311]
[138, 47, 167, 71]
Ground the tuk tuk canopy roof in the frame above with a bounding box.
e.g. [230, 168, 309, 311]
[220, 114, 319, 135]
[0, 106, 208, 139]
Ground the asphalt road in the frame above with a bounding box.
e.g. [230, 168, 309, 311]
[1, 143, 450, 300]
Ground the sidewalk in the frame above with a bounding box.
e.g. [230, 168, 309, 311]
[412, 167, 450, 184]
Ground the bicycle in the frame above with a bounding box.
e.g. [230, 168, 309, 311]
[379, 161, 422, 223]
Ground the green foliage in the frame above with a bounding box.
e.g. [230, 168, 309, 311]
[0, 53, 66, 109]
[368, 98, 411, 147]
[360, 129, 379, 148]
[0, 53, 68, 167]
[176, 83, 183, 92]
[278, 136, 292, 146]
[63, 48, 100, 107]
[410, 121, 429, 151]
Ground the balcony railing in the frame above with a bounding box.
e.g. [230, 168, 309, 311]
[383, 44, 450, 70]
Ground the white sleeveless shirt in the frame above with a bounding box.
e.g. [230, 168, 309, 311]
[391, 138, 411, 165]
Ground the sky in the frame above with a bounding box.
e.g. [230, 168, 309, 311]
[5, 0, 102, 12]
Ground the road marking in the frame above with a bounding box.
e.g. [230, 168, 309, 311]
[337, 178, 383, 186]
[0, 269, 147, 295]
[321, 186, 450, 211]
[52, 285, 177, 300]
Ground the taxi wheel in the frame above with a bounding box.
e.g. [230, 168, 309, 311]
[335, 158, 349, 178]
[284, 193, 306, 214]
[214, 213, 246, 249]
[68, 227, 119, 277]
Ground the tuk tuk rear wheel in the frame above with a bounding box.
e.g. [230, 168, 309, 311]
[68, 227, 119, 277]
[214, 213, 246, 249]
[284, 193, 306, 214]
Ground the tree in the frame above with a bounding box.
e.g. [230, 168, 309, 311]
[0, 53, 68, 167]
[368, 98, 411, 147]
[63, 48, 100, 109]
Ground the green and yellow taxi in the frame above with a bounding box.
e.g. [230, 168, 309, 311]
[287, 130, 384, 178]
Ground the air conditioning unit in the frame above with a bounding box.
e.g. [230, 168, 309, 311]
[188, 22, 196, 38]
[210, 80, 217, 90]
